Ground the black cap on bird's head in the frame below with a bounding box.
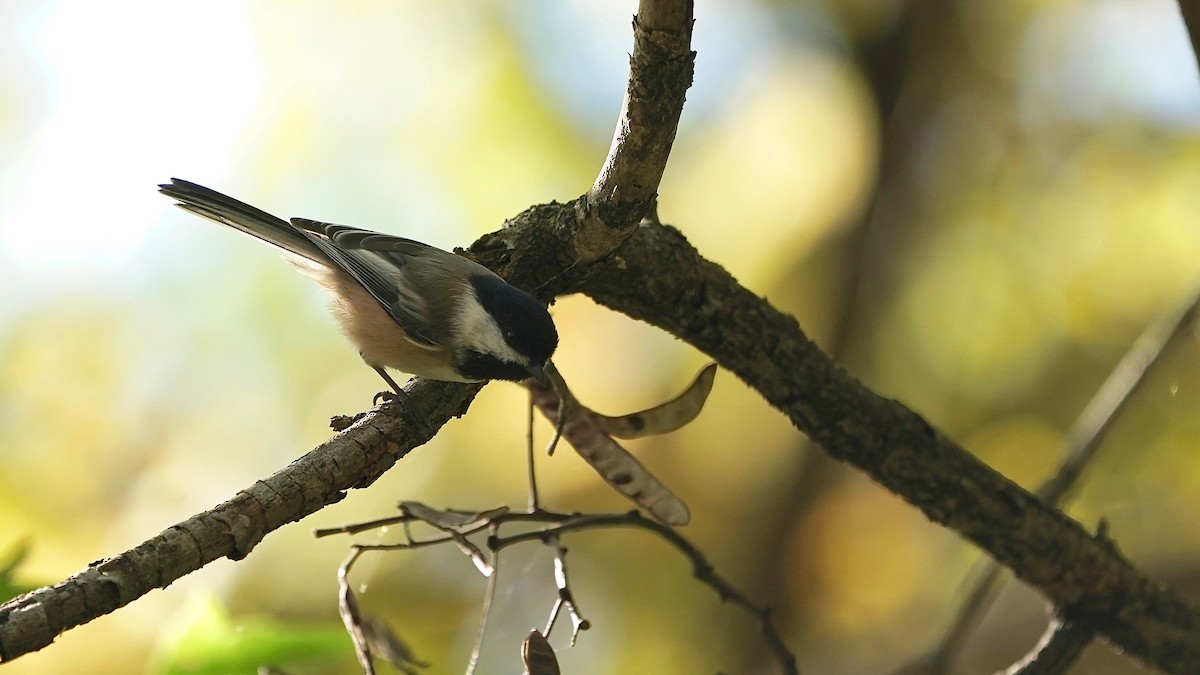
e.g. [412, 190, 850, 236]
[456, 274, 558, 385]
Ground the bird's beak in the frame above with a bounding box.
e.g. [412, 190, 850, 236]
[526, 363, 549, 388]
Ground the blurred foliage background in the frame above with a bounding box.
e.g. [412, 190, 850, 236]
[2, 0, 1200, 673]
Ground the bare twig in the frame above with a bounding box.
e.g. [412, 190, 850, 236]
[359, 615, 429, 675]
[895, 5, 1200, 667]
[315, 515, 411, 538]
[339, 549, 376, 675]
[924, 8, 1200, 669]
[1003, 616, 1093, 675]
[400, 503, 494, 577]
[0, 380, 479, 662]
[902, 289, 1200, 673]
[337, 548, 430, 675]
[324, 507, 797, 675]
[8, 4, 1200, 672]
[541, 361, 574, 458]
[544, 536, 590, 646]
[557, 222, 1200, 673]
[487, 511, 799, 675]
[1040, 294, 1200, 504]
[527, 388, 541, 511]
[466, 524, 502, 675]
[0, 0, 697, 660]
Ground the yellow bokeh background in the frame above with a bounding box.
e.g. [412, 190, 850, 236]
[3, 1, 1200, 673]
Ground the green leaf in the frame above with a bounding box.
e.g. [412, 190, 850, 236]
[151, 595, 353, 675]
[0, 541, 39, 603]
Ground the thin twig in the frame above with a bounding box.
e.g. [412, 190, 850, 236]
[544, 536, 590, 646]
[488, 511, 799, 675]
[1003, 616, 1093, 675]
[541, 361, 574, 458]
[326, 507, 798, 674]
[0, 0, 698, 663]
[527, 388, 541, 511]
[1040, 295, 1200, 503]
[466, 524, 502, 675]
[315, 515, 411, 538]
[0, 379, 480, 662]
[338, 548, 376, 675]
[400, 504, 495, 577]
[905, 290, 1200, 672]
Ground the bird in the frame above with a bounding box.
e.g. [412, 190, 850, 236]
[159, 178, 557, 393]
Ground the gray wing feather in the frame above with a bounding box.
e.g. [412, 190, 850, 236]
[159, 179, 323, 261]
[162, 179, 454, 349]
[291, 218, 443, 347]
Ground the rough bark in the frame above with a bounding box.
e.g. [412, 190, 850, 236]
[4, 1, 1200, 672]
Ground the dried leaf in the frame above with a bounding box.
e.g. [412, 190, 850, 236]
[531, 384, 690, 526]
[458, 538, 496, 577]
[399, 501, 507, 528]
[400, 502, 495, 576]
[522, 631, 561, 675]
[337, 553, 375, 675]
[572, 425, 689, 525]
[0, 541, 30, 578]
[526, 364, 713, 525]
[594, 363, 718, 438]
[360, 614, 430, 674]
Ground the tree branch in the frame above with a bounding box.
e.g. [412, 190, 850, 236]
[1003, 616, 1093, 675]
[475, 0, 694, 287]
[1178, 0, 1200, 72]
[902, 284, 1200, 674]
[0, 380, 478, 661]
[553, 222, 1200, 673]
[5, 3, 1200, 673]
[588, 0, 694, 246]
[0, 0, 695, 663]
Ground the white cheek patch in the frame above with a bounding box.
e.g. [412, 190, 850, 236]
[456, 294, 524, 364]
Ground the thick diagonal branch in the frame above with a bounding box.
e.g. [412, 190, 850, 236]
[0, 381, 479, 661]
[0, 0, 695, 663]
[556, 223, 1200, 674]
[6, 3, 1200, 672]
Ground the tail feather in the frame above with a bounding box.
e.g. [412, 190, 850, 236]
[159, 178, 323, 261]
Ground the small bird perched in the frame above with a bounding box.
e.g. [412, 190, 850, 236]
[160, 178, 557, 392]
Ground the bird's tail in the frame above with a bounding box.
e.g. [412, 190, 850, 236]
[159, 178, 324, 261]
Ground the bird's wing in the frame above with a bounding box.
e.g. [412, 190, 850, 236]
[291, 218, 445, 349]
